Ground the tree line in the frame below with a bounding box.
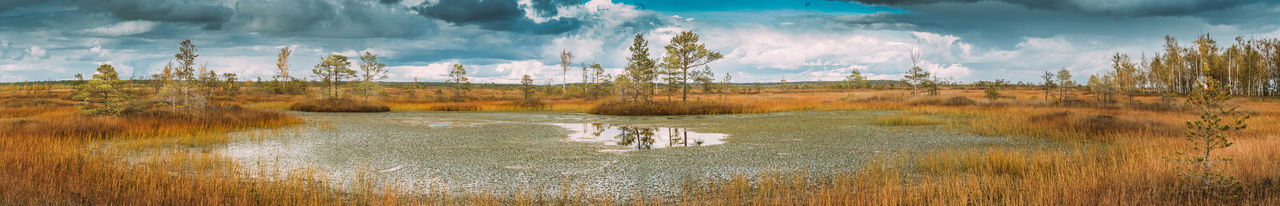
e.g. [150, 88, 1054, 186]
[1085, 34, 1280, 103]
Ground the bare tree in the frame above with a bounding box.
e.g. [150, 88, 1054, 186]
[560, 50, 572, 94]
[903, 49, 930, 96]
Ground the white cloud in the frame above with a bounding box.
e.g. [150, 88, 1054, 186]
[387, 60, 460, 81]
[710, 26, 915, 71]
[492, 60, 558, 81]
[920, 62, 973, 80]
[802, 65, 867, 81]
[24, 46, 46, 60]
[73, 41, 111, 61]
[545, 37, 606, 65]
[84, 20, 158, 36]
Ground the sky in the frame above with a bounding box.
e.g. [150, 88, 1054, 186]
[2, 0, 1280, 84]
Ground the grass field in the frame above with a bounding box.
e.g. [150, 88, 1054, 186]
[2, 87, 1279, 204]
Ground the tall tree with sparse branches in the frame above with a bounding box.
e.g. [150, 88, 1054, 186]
[560, 50, 572, 94]
[660, 31, 723, 102]
[312, 54, 355, 100]
[520, 74, 535, 100]
[625, 34, 658, 102]
[1057, 68, 1074, 102]
[357, 51, 388, 100]
[448, 63, 471, 101]
[276, 47, 292, 81]
[904, 49, 930, 96]
[1041, 71, 1056, 102]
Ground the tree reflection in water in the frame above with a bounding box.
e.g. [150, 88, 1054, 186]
[552, 123, 727, 151]
[616, 127, 656, 150]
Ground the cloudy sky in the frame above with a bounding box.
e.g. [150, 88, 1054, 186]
[2, 0, 1279, 84]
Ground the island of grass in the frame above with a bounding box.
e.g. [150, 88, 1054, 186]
[588, 100, 750, 115]
[289, 98, 390, 112]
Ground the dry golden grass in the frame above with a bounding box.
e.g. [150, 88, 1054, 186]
[3, 87, 1280, 204]
[587, 100, 752, 115]
[874, 115, 943, 126]
[289, 98, 390, 112]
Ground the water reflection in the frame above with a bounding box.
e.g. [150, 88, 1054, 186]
[552, 123, 727, 151]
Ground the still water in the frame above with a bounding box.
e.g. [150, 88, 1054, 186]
[552, 123, 727, 152]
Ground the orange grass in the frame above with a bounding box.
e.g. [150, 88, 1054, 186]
[4, 87, 1280, 204]
[289, 98, 390, 112]
[587, 100, 752, 115]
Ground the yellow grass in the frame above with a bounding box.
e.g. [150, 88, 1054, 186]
[874, 115, 943, 126]
[4, 87, 1280, 204]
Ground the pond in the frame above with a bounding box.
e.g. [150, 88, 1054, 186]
[214, 111, 1047, 199]
[552, 123, 727, 152]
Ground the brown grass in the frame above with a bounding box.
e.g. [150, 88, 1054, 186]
[0, 102, 327, 204]
[4, 87, 1280, 204]
[874, 115, 943, 126]
[289, 98, 390, 112]
[587, 100, 752, 115]
[428, 103, 481, 111]
[908, 96, 978, 106]
[0, 97, 76, 108]
[502, 99, 548, 109]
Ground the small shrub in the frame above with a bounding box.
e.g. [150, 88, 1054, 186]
[289, 98, 390, 112]
[587, 101, 750, 115]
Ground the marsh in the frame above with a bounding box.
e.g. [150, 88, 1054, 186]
[215, 110, 1045, 198]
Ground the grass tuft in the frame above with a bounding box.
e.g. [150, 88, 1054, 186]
[874, 115, 943, 126]
[429, 103, 480, 111]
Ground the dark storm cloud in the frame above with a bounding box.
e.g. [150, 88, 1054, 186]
[808, 0, 1280, 48]
[227, 0, 432, 38]
[836, 0, 1273, 17]
[413, 0, 583, 34]
[77, 0, 233, 29]
[0, 0, 45, 12]
[66, 0, 587, 36]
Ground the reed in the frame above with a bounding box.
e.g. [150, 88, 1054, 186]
[289, 98, 390, 112]
[4, 88, 1280, 204]
[587, 100, 752, 115]
[874, 115, 943, 126]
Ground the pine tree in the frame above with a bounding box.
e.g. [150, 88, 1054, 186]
[312, 54, 355, 100]
[448, 63, 471, 101]
[1171, 65, 1249, 194]
[846, 69, 868, 89]
[172, 40, 206, 109]
[1056, 68, 1074, 102]
[660, 31, 723, 102]
[981, 79, 1006, 102]
[1041, 71, 1056, 102]
[625, 34, 658, 102]
[73, 64, 132, 115]
[520, 74, 535, 100]
[904, 50, 930, 96]
[357, 51, 388, 100]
